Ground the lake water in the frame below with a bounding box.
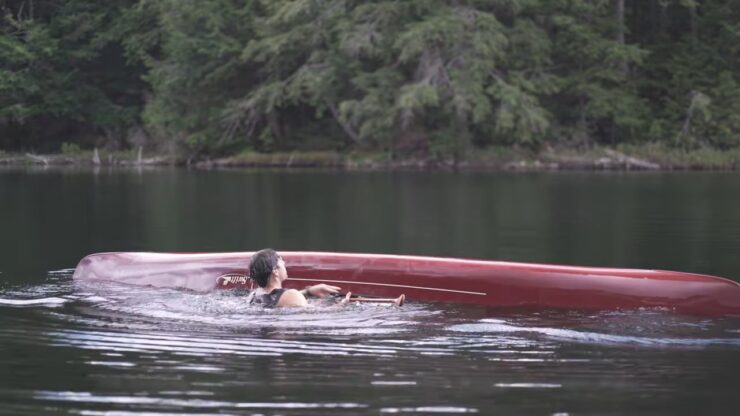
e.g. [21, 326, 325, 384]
[1, 167, 739, 415]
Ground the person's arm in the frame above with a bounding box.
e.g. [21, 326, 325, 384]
[301, 284, 341, 298]
[276, 289, 309, 307]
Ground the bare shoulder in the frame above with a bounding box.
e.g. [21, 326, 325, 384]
[277, 289, 308, 307]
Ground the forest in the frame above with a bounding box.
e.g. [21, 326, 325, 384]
[1, 0, 738, 161]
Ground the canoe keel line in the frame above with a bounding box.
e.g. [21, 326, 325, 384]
[72, 251, 740, 317]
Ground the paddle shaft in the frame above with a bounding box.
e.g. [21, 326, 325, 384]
[350, 297, 400, 303]
[343, 293, 405, 306]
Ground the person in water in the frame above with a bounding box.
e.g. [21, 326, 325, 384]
[247, 248, 345, 307]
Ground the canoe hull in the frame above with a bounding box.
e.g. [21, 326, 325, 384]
[72, 251, 740, 317]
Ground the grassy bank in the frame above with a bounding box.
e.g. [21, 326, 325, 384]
[3, 144, 740, 171]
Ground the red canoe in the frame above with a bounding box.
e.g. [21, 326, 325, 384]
[72, 251, 740, 317]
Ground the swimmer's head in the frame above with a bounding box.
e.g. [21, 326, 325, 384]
[248, 249, 283, 287]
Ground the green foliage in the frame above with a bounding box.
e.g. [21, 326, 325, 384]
[0, 0, 145, 150]
[640, 0, 740, 149]
[544, 0, 650, 144]
[60, 142, 82, 154]
[119, 0, 259, 154]
[1, 0, 739, 155]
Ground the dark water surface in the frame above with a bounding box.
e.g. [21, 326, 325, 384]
[1, 168, 739, 415]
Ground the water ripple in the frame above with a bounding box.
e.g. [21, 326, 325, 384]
[34, 390, 368, 409]
[0, 296, 69, 307]
[448, 317, 740, 348]
[380, 406, 478, 414]
[49, 329, 403, 357]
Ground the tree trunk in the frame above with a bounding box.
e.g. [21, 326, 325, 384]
[658, 0, 668, 36]
[577, 95, 590, 144]
[326, 101, 360, 146]
[267, 112, 282, 148]
[615, 0, 628, 75]
[615, 0, 625, 45]
[688, 3, 698, 43]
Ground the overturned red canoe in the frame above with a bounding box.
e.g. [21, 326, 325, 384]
[72, 251, 740, 317]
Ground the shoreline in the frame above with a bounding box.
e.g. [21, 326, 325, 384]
[2, 144, 740, 171]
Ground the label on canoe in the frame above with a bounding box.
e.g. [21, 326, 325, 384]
[215, 272, 252, 289]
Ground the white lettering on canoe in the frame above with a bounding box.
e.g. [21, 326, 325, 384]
[216, 273, 250, 286]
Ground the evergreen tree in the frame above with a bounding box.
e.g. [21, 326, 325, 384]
[636, 0, 740, 148]
[0, 0, 145, 150]
[544, 0, 648, 145]
[118, 0, 260, 154]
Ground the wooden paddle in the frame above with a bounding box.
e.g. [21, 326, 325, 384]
[340, 293, 405, 306]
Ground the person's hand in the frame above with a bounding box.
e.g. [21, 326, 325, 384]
[305, 283, 341, 298]
[339, 292, 352, 305]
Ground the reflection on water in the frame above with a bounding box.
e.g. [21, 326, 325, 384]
[1, 271, 739, 415]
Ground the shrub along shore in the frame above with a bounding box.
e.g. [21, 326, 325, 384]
[2, 144, 740, 171]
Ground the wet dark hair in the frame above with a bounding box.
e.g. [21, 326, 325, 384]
[248, 249, 280, 287]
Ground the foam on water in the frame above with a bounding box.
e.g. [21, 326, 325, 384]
[69, 279, 433, 334]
